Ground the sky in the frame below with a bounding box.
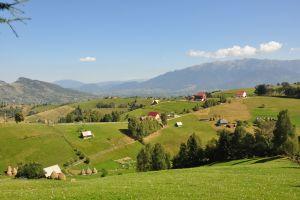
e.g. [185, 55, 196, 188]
[1, 0, 300, 83]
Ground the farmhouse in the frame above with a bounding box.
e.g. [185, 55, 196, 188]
[175, 122, 183, 127]
[151, 100, 160, 105]
[81, 131, 93, 139]
[43, 164, 62, 178]
[148, 112, 161, 120]
[194, 92, 207, 101]
[216, 119, 228, 126]
[236, 91, 247, 98]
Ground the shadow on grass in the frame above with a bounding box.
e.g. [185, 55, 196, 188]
[119, 129, 131, 137]
[252, 156, 282, 164]
[231, 159, 256, 166]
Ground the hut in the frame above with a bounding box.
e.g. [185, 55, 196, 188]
[175, 122, 183, 127]
[43, 164, 62, 178]
[81, 131, 93, 139]
[216, 119, 228, 126]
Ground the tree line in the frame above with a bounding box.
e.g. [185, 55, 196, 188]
[255, 82, 300, 98]
[59, 106, 123, 123]
[128, 117, 162, 140]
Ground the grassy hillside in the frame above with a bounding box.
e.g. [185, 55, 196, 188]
[0, 122, 139, 172]
[145, 113, 216, 155]
[0, 157, 299, 199]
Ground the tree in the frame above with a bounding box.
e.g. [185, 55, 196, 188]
[161, 113, 168, 126]
[186, 133, 204, 167]
[219, 94, 227, 103]
[136, 144, 152, 172]
[255, 84, 268, 96]
[151, 143, 170, 171]
[14, 111, 24, 123]
[172, 143, 188, 168]
[0, 0, 30, 37]
[272, 110, 297, 154]
[16, 162, 44, 179]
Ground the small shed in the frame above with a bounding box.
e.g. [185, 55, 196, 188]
[217, 119, 228, 126]
[81, 131, 93, 139]
[175, 122, 183, 127]
[43, 164, 62, 178]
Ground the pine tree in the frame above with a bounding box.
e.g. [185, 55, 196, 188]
[272, 110, 297, 154]
[151, 143, 168, 171]
[172, 143, 188, 168]
[186, 133, 204, 167]
[136, 144, 152, 172]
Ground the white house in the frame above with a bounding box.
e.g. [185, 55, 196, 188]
[81, 131, 93, 139]
[151, 100, 160, 105]
[43, 165, 62, 178]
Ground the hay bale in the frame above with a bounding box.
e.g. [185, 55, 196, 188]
[58, 173, 66, 181]
[50, 171, 58, 179]
[81, 169, 86, 175]
[92, 168, 98, 174]
[12, 168, 18, 176]
[6, 166, 12, 176]
[86, 168, 92, 175]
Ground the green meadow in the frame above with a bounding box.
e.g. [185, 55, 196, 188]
[0, 157, 299, 200]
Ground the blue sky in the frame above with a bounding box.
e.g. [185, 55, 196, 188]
[1, 0, 300, 83]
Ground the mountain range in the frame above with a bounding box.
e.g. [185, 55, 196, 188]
[0, 77, 95, 104]
[55, 59, 300, 96]
[1, 59, 300, 104]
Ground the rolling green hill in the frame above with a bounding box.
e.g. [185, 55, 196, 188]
[0, 157, 299, 199]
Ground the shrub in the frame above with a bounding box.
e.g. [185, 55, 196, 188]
[16, 163, 44, 179]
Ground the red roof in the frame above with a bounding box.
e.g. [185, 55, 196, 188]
[148, 112, 160, 117]
[195, 92, 206, 97]
[236, 91, 246, 95]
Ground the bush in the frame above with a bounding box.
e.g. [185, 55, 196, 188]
[101, 169, 108, 177]
[16, 163, 45, 179]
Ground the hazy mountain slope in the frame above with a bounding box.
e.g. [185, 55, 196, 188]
[53, 80, 85, 89]
[0, 78, 96, 104]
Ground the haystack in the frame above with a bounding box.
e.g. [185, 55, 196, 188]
[92, 168, 98, 174]
[81, 169, 86, 175]
[58, 173, 66, 181]
[12, 168, 18, 176]
[6, 166, 12, 176]
[50, 171, 58, 179]
[86, 168, 92, 175]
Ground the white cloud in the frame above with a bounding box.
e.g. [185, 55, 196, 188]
[79, 57, 96, 62]
[259, 41, 282, 53]
[188, 41, 282, 58]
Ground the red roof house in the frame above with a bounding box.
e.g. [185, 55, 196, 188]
[148, 112, 161, 120]
[194, 92, 207, 101]
[236, 91, 247, 98]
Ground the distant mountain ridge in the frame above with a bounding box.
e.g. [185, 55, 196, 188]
[55, 59, 300, 96]
[0, 77, 96, 104]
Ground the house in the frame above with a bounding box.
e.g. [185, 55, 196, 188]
[151, 100, 160, 105]
[236, 91, 247, 98]
[194, 92, 207, 101]
[216, 119, 228, 126]
[175, 122, 183, 127]
[81, 131, 93, 139]
[43, 164, 62, 178]
[148, 112, 160, 120]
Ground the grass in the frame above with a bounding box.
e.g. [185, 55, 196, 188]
[0, 157, 299, 199]
[0, 122, 140, 173]
[25, 105, 75, 123]
[146, 113, 217, 155]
